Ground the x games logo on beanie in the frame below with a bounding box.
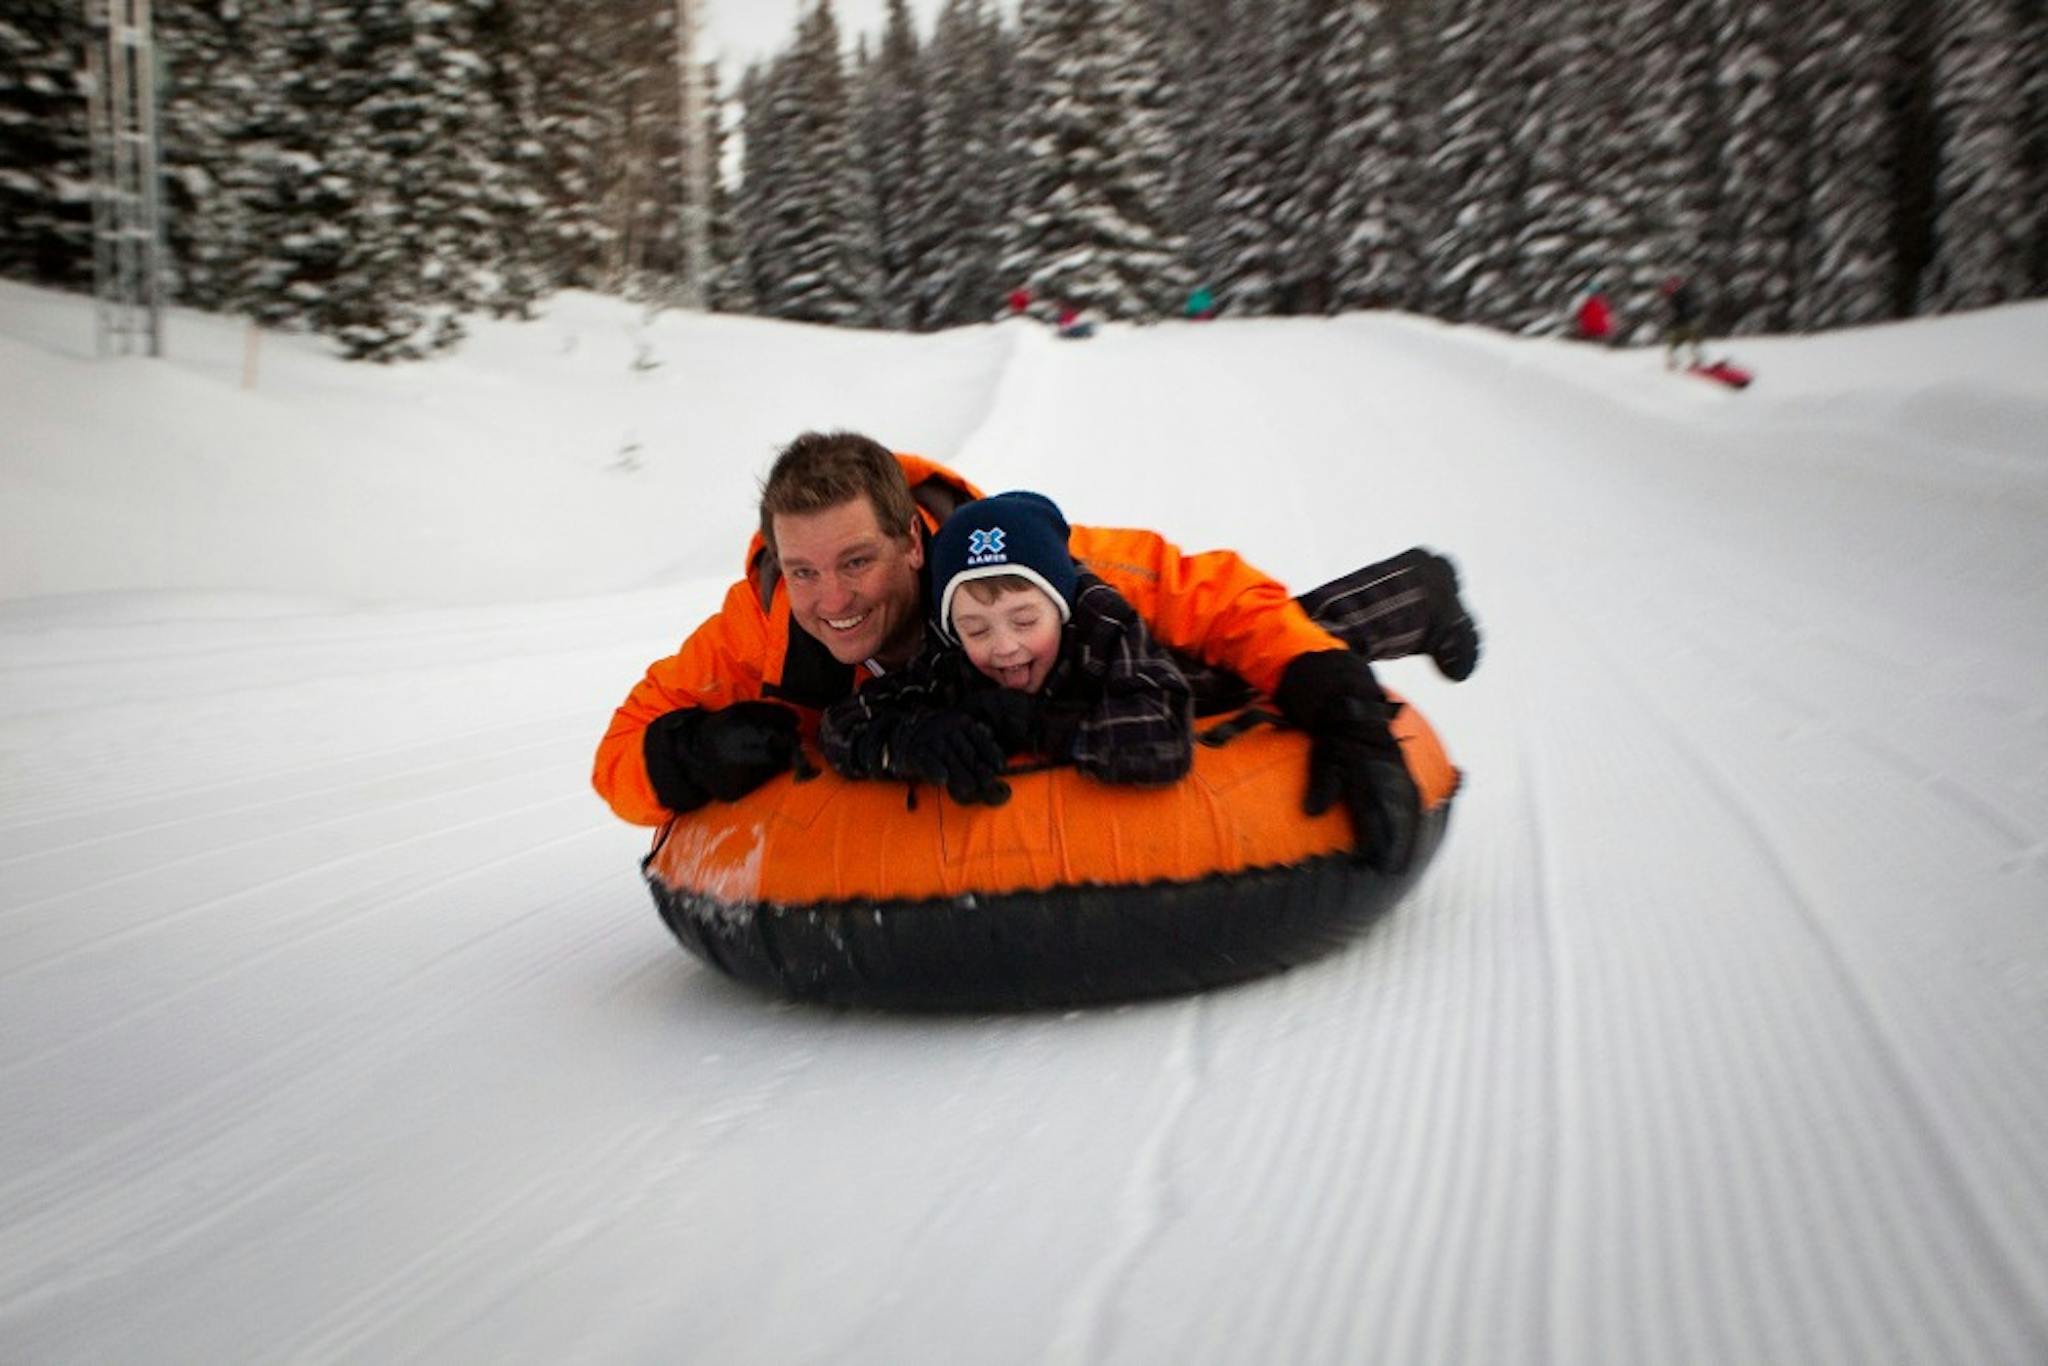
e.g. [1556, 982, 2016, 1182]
[929, 491, 1079, 642]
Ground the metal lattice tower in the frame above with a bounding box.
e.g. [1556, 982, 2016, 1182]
[84, 0, 166, 357]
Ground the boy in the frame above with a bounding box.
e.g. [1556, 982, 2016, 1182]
[820, 491, 1194, 806]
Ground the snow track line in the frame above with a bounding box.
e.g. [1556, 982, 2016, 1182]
[1548, 576, 2048, 1363]
[0, 724, 586, 907]
[1527, 632, 1896, 1361]
[0, 751, 595, 979]
[0, 1149, 332, 1328]
[0, 702, 597, 854]
[1426, 334, 2048, 1361]
[1266, 960, 1402, 1365]
[944, 321, 1034, 473]
[1327, 317, 2048, 1359]
[0, 849, 639, 1278]
[0, 922, 673, 1343]
[0, 620, 651, 698]
[1165, 969, 1370, 1364]
[1367, 881, 1507, 1364]
[804, 1024, 1063, 1365]
[0, 789, 603, 1091]
[1676, 627, 2038, 857]
[0, 839, 614, 1138]
[0, 593, 669, 670]
[0, 646, 600, 728]
[1178, 862, 1530, 1363]
[1517, 729, 1568, 1366]
[1046, 998, 1206, 1366]
[391, 1037, 831, 1366]
[264, 1034, 814, 1366]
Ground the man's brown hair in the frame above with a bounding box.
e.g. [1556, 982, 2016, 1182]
[759, 431, 918, 552]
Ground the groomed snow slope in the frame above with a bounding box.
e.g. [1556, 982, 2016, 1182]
[2, 284, 2045, 1364]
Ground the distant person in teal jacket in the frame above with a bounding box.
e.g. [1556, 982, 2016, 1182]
[1185, 285, 1217, 320]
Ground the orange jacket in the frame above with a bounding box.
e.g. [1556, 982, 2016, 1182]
[592, 453, 1344, 826]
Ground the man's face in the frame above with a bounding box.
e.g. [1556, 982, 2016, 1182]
[951, 584, 1063, 694]
[774, 497, 926, 668]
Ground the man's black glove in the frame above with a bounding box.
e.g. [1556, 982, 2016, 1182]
[643, 701, 799, 812]
[887, 711, 1011, 806]
[1274, 650, 1419, 874]
[956, 687, 1040, 755]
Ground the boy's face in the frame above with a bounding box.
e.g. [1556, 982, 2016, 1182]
[951, 584, 1063, 694]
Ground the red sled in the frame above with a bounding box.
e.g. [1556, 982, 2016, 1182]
[1688, 359, 1753, 390]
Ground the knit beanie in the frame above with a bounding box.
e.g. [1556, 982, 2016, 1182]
[928, 491, 1078, 642]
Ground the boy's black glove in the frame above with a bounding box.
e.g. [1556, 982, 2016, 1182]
[958, 686, 1092, 762]
[888, 711, 1011, 806]
[957, 688, 1040, 754]
[643, 701, 799, 812]
[1274, 650, 1419, 874]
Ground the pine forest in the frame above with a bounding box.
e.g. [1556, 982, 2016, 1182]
[2, 0, 2042, 360]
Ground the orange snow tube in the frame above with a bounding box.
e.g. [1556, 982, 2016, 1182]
[644, 695, 1459, 1009]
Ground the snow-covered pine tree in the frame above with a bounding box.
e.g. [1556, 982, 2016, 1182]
[511, 0, 707, 302]
[1419, 0, 1534, 325]
[734, 59, 792, 313]
[1705, 0, 1803, 335]
[517, 0, 617, 289]
[916, 0, 1008, 328]
[762, 0, 881, 326]
[0, 1, 92, 290]
[1612, 0, 1720, 340]
[162, 0, 538, 329]
[1325, 0, 1424, 314]
[1787, 0, 1900, 330]
[466, 0, 546, 319]
[851, 33, 881, 305]
[156, 0, 270, 313]
[854, 0, 925, 329]
[985, 17, 1021, 244]
[1506, 0, 1627, 335]
[701, 62, 748, 314]
[1159, 0, 1232, 301]
[1195, 0, 1290, 314]
[1916, 0, 2032, 313]
[1267, 0, 1347, 315]
[236, 2, 352, 333]
[221, 0, 502, 358]
[316, 0, 537, 358]
[599, 0, 687, 296]
[321, 0, 464, 358]
[1099, 0, 1188, 311]
[2026, 1, 2048, 293]
[998, 0, 1181, 320]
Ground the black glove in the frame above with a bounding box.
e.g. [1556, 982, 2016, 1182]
[643, 702, 799, 811]
[956, 687, 1041, 755]
[887, 711, 1011, 806]
[1274, 651, 1419, 874]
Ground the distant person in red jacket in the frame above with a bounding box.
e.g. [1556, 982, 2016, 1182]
[1006, 286, 1033, 317]
[1575, 288, 1613, 343]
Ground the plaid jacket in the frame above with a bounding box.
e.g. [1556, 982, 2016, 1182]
[821, 572, 1195, 787]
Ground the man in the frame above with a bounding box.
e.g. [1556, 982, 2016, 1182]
[1663, 276, 1705, 369]
[593, 431, 1471, 873]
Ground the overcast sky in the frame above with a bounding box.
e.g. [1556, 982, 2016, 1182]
[700, 0, 952, 75]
